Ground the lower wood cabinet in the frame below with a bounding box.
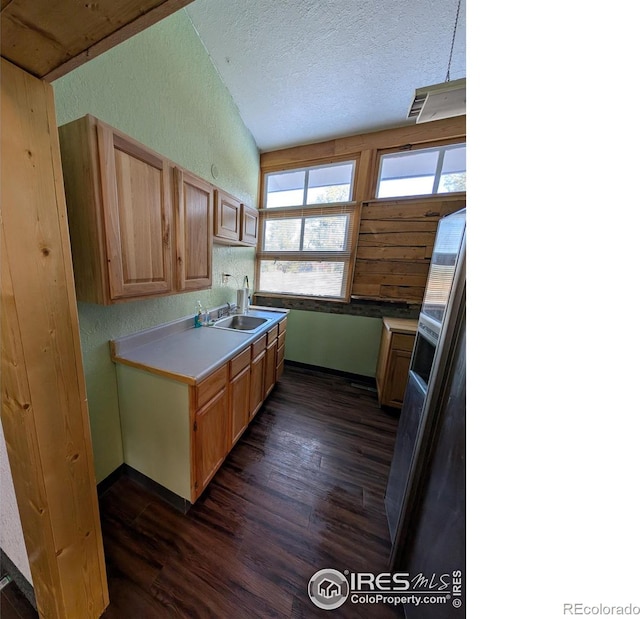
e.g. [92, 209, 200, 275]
[263, 326, 279, 399]
[116, 316, 287, 505]
[250, 334, 267, 419]
[376, 317, 418, 409]
[229, 349, 251, 446]
[276, 317, 287, 381]
[194, 384, 228, 495]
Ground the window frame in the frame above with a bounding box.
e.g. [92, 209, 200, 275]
[374, 138, 466, 200]
[263, 159, 357, 209]
[255, 201, 361, 303]
[257, 156, 362, 302]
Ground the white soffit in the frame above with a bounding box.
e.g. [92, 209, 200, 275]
[185, 0, 466, 152]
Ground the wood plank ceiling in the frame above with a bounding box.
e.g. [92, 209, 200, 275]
[0, 0, 194, 81]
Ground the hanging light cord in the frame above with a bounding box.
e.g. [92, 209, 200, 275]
[445, 0, 462, 82]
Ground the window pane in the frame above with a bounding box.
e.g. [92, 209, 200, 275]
[259, 260, 345, 297]
[438, 172, 466, 193]
[377, 150, 439, 199]
[263, 219, 302, 251]
[438, 146, 467, 193]
[378, 176, 434, 198]
[376, 144, 466, 198]
[266, 170, 305, 207]
[307, 163, 353, 204]
[307, 184, 351, 204]
[302, 215, 348, 251]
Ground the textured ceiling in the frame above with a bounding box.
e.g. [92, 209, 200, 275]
[185, 0, 466, 152]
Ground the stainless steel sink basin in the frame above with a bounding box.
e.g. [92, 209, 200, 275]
[212, 315, 268, 331]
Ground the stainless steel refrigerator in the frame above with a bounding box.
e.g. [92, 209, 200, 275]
[385, 208, 466, 617]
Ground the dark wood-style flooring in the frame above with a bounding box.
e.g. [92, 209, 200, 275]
[0, 581, 37, 619]
[4, 365, 404, 618]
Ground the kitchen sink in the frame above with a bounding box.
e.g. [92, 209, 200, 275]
[212, 315, 268, 331]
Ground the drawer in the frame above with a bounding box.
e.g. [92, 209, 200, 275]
[252, 334, 267, 357]
[278, 316, 287, 335]
[277, 342, 285, 366]
[267, 325, 279, 346]
[195, 364, 227, 409]
[230, 347, 251, 378]
[392, 333, 415, 352]
[277, 330, 286, 348]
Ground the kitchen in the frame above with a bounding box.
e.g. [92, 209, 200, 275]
[0, 2, 465, 618]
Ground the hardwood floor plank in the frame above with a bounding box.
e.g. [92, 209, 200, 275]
[98, 365, 403, 618]
[0, 583, 37, 619]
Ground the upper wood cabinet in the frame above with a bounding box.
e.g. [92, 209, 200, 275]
[59, 114, 255, 303]
[98, 122, 174, 300]
[58, 115, 214, 304]
[213, 192, 258, 247]
[214, 190, 242, 243]
[240, 204, 259, 245]
[174, 168, 213, 291]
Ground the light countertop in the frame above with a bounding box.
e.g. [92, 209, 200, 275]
[382, 317, 418, 335]
[110, 307, 288, 385]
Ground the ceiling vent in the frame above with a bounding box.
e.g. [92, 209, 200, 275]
[408, 77, 466, 123]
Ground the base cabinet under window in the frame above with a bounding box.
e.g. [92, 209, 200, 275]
[376, 318, 418, 409]
[115, 318, 287, 505]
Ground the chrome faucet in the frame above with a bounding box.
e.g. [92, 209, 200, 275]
[218, 302, 231, 319]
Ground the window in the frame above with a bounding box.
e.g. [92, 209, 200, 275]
[257, 205, 357, 300]
[264, 161, 355, 208]
[258, 160, 358, 301]
[376, 143, 466, 198]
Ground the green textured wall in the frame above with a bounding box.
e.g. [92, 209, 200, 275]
[53, 10, 259, 482]
[285, 310, 383, 377]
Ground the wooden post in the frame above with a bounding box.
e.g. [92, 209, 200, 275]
[1, 58, 109, 618]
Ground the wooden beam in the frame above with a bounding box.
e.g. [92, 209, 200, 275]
[0, 0, 195, 81]
[260, 116, 466, 170]
[1, 58, 109, 618]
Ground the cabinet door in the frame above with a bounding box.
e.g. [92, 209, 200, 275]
[386, 349, 412, 407]
[264, 340, 277, 399]
[250, 351, 266, 419]
[276, 337, 286, 382]
[240, 204, 258, 245]
[230, 365, 251, 446]
[214, 190, 241, 242]
[194, 387, 228, 495]
[174, 168, 213, 291]
[96, 122, 173, 300]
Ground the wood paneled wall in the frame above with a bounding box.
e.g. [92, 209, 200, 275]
[260, 117, 467, 304]
[353, 196, 465, 302]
